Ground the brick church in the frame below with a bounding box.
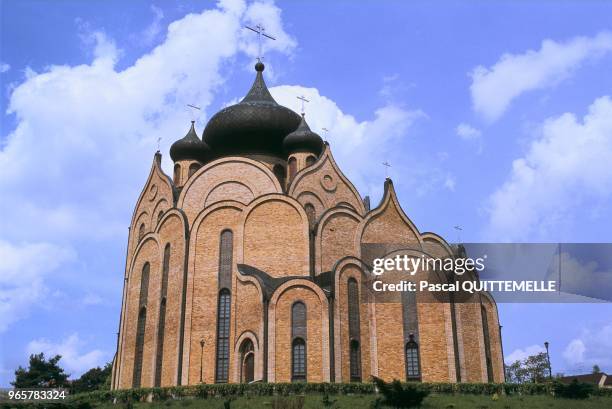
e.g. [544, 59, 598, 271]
[111, 61, 505, 389]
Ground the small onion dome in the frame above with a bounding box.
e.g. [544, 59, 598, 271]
[283, 114, 324, 155]
[170, 121, 210, 162]
[202, 62, 301, 158]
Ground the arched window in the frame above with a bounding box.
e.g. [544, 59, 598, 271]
[133, 262, 150, 388]
[481, 305, 494, 382]
[273, 164, 285, 188]
[154, 244, 170, 387]
[292, 338, 306, 381]
[347, 278, 361, 381]
[405, 334, 420, 381]
[288, 157, 297, 181]
[305, 155, 316, 167]
[173, 164, 181, 185]
[239, 339, 255, 383]
[215, 230, 233, 383]
[402, 289, 420, 381]
[138, 223, 145, 241]
[188, 163, 200, 178]
[291, 301, 307, 382]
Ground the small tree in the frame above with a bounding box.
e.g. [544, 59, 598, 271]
[71, 362, 112, 393]
[592, 364, 601, 373]
[12, 353, 69, 388]
[372, 376, 429, 409]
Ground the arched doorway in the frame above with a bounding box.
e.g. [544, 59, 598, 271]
[240, 339, 255, 383]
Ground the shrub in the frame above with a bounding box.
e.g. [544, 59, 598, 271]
[553, 379, 594, 399]
[372, 376, 429, 408]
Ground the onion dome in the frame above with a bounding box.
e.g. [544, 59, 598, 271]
[283, 113, 324, 155]
[202, 62, 301, 158]
[170, 121, 210, 162]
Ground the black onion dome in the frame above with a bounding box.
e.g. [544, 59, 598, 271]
[283, 114, 323, 155]
[202, 62, 301, 157]
[170, 121, 210, 162]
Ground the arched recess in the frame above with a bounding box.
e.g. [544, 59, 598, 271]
[233, 331, 261, 383]
[119, 235, 161, 389]
[183, 201, 245, 385]
[377, 247, 457, 382]
[316, 207, 362, 274]
[205, 181, 254, 208]
[480, 292, 504, 383]
[332, 258, 372, 382]
[289, 146, 366, 215]
[242, 194, 310, 278]
[178, 157, 282, 225]
[267, 280, 330, 382]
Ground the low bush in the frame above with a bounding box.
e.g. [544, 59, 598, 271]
[553, 379, 594, 399]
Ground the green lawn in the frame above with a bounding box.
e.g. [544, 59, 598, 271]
[93, 393, 612, 409]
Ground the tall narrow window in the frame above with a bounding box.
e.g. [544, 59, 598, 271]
[405, 334, 420, 380]
[133, 262, 150, 388]
[157, 210, 164, 223]
[291, 301, 307, 381]
[215, 230, 233, 383]
[347, 278, 362, 381]
[481, 305, 494, 382]
[154, 244, 170, 387]
[188, 163, 200, 178]
[292, 338, 306, 381]
[305, 155, 316, 167]
[215, 289, 231, 383]
[402, 288, 420, 381]
[304, 204, 316, 230]
[273, 164, 285, 189]
[288, 157, 297, 181]
[173, 164, 181, 185]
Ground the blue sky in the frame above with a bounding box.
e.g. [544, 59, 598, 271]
[1, 0, 612, 386]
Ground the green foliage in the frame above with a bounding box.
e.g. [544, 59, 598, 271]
[12, 353, 69, 388]
[321, 392, 338, 408]
[553, 379, 594, 399]
[371, 376, 429, 408]
[505, 352, 550, 384]
[592, 364, 601, 373]
[70, 362, 113, 393]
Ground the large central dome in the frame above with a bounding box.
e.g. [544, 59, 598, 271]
[203, 62, 301, 158]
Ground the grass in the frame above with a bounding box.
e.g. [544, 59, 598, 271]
[92, 393, 612, 409]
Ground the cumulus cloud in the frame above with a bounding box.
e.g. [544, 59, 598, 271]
[485, 96, 612, 241]
[0, 241, 76, 332]
[0, 63, 10, 73]
[26, 333, 107, 378]
[505, 344, 546, 364]
[456, 123, 481, 140]
[141, 5, 165, 46]
[270, 85, 429, 197]
[563, 323, 612, 370]
[470, 31, 612, 122]
[0, 0, 295, 332]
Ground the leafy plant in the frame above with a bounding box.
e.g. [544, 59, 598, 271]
[321, 392, 338, 408]
[372, 376, 429, 408]
[553, 379, 594, 399]
[12, 353, 70, 388]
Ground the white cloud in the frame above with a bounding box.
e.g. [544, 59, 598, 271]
[0, 0, 295, 331]
[82, 293, 104, 306]
[563, 324, 612, 370]
[563, 339, 586, 365]
[505, 344, 545, 364]
[141, 5, 165, 46]
[26, 333, 107, 378]
[270, 85, 428, 197]
[470, 31, 612, 121]
[485, 96, 612, 241]
[456, 123, 481, 140]
[0, 240, 76, 332]
[0, 63, 9, 73]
